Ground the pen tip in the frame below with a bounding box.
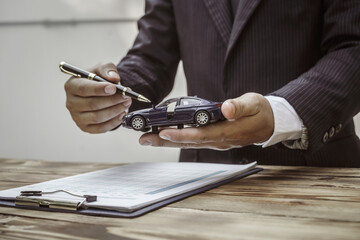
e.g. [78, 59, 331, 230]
[138, 95, 152, 103]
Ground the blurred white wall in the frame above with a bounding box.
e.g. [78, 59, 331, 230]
[0, 0, 185, 163]
[0, 0, 359, 163]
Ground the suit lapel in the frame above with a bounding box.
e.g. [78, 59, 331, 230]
[225, 0, 262, 60]
[202, 0, 232, 45]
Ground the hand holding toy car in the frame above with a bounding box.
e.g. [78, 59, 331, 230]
[64, 63, 274, 150]
[138, 93, 274, 150]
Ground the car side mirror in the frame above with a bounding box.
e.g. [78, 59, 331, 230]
[152, 104, 155, 109]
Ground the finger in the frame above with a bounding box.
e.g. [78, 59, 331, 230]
[80, 112, 126, 134]
[158, 122, 230, 144]
[65, 77, 116, 97]
[221, 93, 263, 120]
[159, 118, 267, 145]
[92, 62, 120, 84]
[66, 94, 132, 112]
[74, 103, 129, 125]
[139, 133, 236, 150]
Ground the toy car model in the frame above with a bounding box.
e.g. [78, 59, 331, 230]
[122, 96, 224, 132]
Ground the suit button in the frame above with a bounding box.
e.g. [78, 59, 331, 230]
[335, 123, 342, 134]
[329, 127, 335, 138]
[322, 132, 329, 143]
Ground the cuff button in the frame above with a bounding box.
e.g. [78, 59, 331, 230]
[322, 132, 329, 143]
[329, 127, 335, 138]
[335, 123, 342, 134]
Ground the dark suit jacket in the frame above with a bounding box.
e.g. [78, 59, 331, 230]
[118, 0, 360, 167]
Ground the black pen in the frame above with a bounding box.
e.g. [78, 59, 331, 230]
[59, 61, 151, 103]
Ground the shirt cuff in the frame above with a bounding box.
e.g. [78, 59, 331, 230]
[255, 96, 303, 148]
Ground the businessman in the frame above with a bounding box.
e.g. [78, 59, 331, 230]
[64, 0, 360, 167]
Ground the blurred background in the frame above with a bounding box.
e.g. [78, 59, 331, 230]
[0, 0, 186, 163]
[0, 0, 359, 163]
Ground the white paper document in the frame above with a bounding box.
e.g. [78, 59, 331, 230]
[0, 162, 256, 212]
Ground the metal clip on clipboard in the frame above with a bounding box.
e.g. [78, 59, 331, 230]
[15, 190, 97, 211]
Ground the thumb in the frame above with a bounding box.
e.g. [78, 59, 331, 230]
[221, 93, 262, 120]
[94, 62, 121, 84]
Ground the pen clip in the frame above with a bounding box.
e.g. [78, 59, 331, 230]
[59, 61, 81, 78]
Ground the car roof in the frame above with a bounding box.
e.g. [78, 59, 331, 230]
[179, 96, 206, 101]
[156, 96, 211, 107]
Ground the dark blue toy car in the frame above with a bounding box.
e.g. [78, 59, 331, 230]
[123, 96, 223, 132]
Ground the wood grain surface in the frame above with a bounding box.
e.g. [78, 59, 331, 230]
[0, 158, 359, 240]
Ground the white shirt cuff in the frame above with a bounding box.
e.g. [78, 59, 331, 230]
[255, 96, 302, 148]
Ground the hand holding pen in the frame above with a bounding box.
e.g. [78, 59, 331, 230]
[60, 62, 151, 103]
[61, 62, 149, 133]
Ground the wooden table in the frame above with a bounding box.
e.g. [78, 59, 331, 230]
[0, 159, 359, 240]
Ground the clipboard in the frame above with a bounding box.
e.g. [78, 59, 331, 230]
[0, 163, 262, 218]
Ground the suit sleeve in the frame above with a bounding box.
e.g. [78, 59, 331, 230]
[270, 0, 360, 153]
[117, 0, 180, 110]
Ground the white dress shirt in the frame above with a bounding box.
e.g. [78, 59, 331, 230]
[255, 96, 307, 149]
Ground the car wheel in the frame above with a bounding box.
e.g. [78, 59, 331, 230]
[131, 116, 146, 131]
[195, 111, 210, 126]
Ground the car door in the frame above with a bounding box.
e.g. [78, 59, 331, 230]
[173, 98, 201, 123]
[149, 99, 178, 125]
[148, 106, 167, 125]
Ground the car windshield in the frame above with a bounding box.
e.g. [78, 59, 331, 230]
[156, 98, 178, 108]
